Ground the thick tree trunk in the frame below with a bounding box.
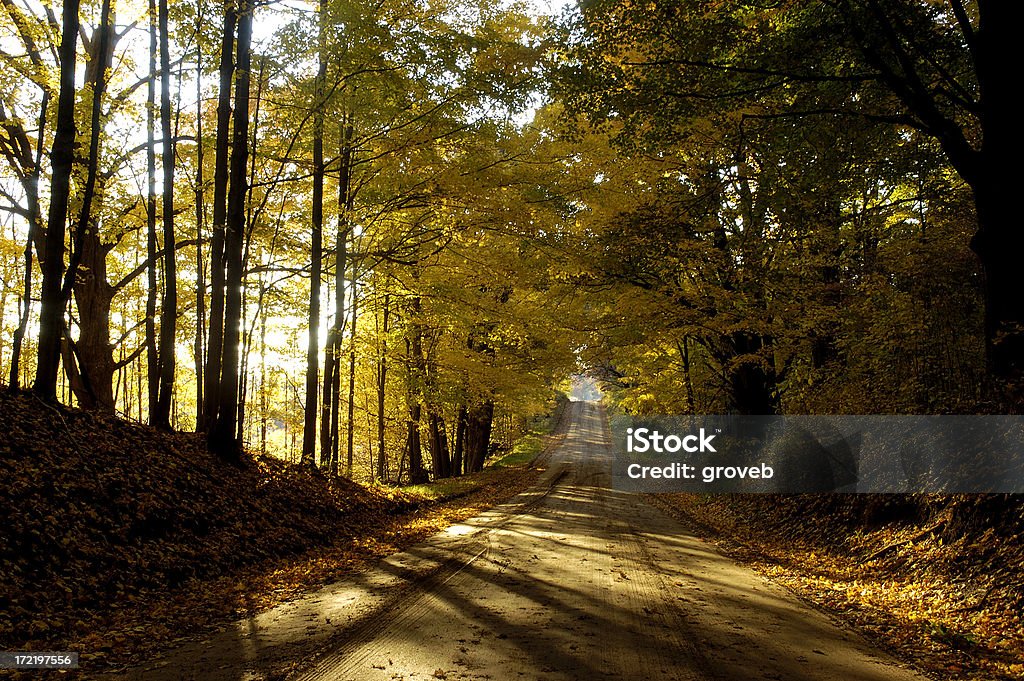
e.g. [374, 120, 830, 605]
[406, 400, 427, 483]
[69, 230, 115, 410]
[464, 400, 494, 473]
[427, 410, 451, 479]
[972, 185, 1024, 386]
[845, 2, 1021, 391]
[969, 7, 1021, 387]
[60, 336, 92, 403]
[424, 350, 451, 478]
[208, 1, 252, 460]
[722, 331, 778, 415]
[34, 0, 81, 401]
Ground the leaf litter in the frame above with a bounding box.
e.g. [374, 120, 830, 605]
[650, 493, 1024, 681]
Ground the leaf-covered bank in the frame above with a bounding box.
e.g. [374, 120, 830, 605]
[650, 494, 1024, 680]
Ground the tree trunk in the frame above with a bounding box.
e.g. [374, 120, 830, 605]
[404, 290, 428, 484]
[845, 2, 1021, 390]
[153, 0, 177, 428]
[208, 0, 252, 460]
[56, 0, 114, 409]
[7, 94, 47, 389]
[810, 202, 842, 372]
[678, 337, 696, 414]
[321, 238, 344, 474]
[145, 0, 159, 416]
[235, 56, 265, 445]
[60, 334, 91, 404]
[202, 0, 237, 431]
[346, 263, 358, 477]
[427, 410, 451, 479]
[323, 118, 353, 473]
[319, 269, 336, 469]
[464, 401, 494, 473]
[404, 357, 425, 483]
[301, 21, 328, 465]
[329, 354, 340, 474]
[406, 400, 427, 483]
[972, 186, 1024, 387]
[1, 0, 50, 388]
[969, 3, 1021, 386]
[69, 229, 115, 410]
[721, 331, 778, 415]
[34, 0, 82, 401]
[320, 275, 338, 468]
[259, 307, 267, 453]
[424, 349, 451, 478]
[452, 404, 466, 477]
[938, 2, 1021, 388]
[194, 41, 206, 428]
[376, 293, 389, 482]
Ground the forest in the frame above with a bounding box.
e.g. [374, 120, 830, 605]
[1, 0, 585, 479]
[0, 0, 1016, 464]
[2, 0, 1022, 679]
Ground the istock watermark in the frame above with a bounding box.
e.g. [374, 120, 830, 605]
[610, 415, 1024, 493]
[625, 427, 718, 453]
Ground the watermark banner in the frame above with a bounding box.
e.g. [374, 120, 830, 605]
[610, 415, 1024, 493]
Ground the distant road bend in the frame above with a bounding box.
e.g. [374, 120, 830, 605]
[126, 402, 926, 681]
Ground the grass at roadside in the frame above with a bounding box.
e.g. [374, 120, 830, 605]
[400, 477, 481, 501]
[400, 401, 564, 500]
[490, 432, 547, 468]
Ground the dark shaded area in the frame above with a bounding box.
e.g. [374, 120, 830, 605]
[0, 389, 406, 655]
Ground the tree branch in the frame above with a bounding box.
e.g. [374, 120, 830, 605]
[112, 238, 200, 292]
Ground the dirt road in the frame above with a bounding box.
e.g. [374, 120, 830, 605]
[288, 402, 923, 681]
[122, 402, 926, 681]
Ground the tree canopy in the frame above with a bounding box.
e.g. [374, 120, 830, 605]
[0, 0, 1016, 482]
